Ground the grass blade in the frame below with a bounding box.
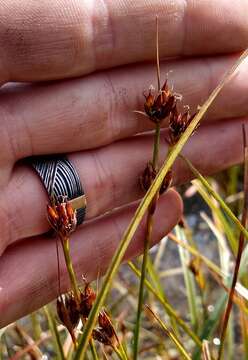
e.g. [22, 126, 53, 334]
[176, 225, 200, 332]
[146, 255, 179, 333]
[146, 305, 192, 360]
[168, 233, 248, 312]
[181, 154, 248, 244]
[44, 305, 66, 360]
[128, 261, 202, 347]
[192, 293, 227, 360]
[218, 125, 248, 360]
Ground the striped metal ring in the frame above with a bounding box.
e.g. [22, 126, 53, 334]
[30, 156, 86, 225]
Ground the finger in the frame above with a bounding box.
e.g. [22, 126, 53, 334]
[0, 190, 182, 327]
[1, 116, 245, 255]
[1, 0, 248, 82]
[1, 55, 248, 167]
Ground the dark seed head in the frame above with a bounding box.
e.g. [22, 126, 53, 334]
[92, 310, 118, 348]
[98, 310, 115, 339]
[168, 105, 193, 145]
[47, 199, 77, 238]
[159, 170, 173, 195]
[56, 293, 79, 343]
[79, 283, 96, 319]
[92, 329, 113, 347]
[140, 162, 157, 192]
[143, 81, 176, 123]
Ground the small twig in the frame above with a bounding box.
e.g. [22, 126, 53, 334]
[202, 340, 212, 360]
[13, 324, 42, 360]
[10, 326, 65, 360]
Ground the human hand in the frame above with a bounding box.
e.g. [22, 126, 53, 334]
[0, 0, 248, 327]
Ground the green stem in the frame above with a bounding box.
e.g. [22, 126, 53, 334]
[176, 226, 199, 332]
[89, 340, 98, 360]
[61, 237, 99, 360]
[133, 122, 160, 359]
[146, 306, 192, 360]
[44, 305, 66, 360]
[61, 237, 81, 302]
[30, 312, 42, 341]
[133, 211, 154, 359]
[119, 342, 129, 360]
[128, 261, 202, 347]
[114, 346, 127, 360]
[152, 123, 161, 171]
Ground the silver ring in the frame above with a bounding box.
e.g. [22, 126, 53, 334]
[30, 156, 86, 225]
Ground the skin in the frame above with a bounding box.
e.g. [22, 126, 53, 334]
[0, 0, 248, 327]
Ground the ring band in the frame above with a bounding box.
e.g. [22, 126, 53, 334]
[30, 156, 86, 225]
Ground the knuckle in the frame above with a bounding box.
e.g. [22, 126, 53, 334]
[0, 105, 16, 163]
[0, 100, 33, 162]
[102, 72, 122, 140]
[90, 151, 116, 214]
[0, 200, 14, 254]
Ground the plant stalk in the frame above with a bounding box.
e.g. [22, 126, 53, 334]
[61, 237, 98, 359]
[61, 237, 81, 302]
[133, 123, 160, 359]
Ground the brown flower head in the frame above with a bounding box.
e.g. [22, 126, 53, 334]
[47, 198, 77, 238]
[93, 310, 118, 348]
[92, 329, 113, 347]
[140, 162, 172, 195]
[144, 81, 176, 123]
[159, 170, 173, 195]
[98, 310, 115, 339]
[168, 105, 193, 145]
[56, 293, 79, 344]
[140, 162, 157, 192]
[79, 283, 96, 319]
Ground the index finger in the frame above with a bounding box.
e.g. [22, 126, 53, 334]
[1, 0, 248, 82]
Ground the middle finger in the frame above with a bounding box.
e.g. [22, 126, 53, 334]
[1, 55, 248, 166]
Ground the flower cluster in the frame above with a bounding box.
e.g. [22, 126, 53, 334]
[143, 81, 176, 123]
[141, 162, 172, 195]
[57, 292, 79, 344]
[56, 276, 121, 349]
[79, 282, 96, 319]
[140, 78, 196, 193]
[47, 198, 77, 239]
[167, 105, 194, 145]
[143, 79, 195, 145]
[93, 310, 118, 348]
[56, 281, 97, 343]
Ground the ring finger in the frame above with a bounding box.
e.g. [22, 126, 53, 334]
[0, 115, 245, 255]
